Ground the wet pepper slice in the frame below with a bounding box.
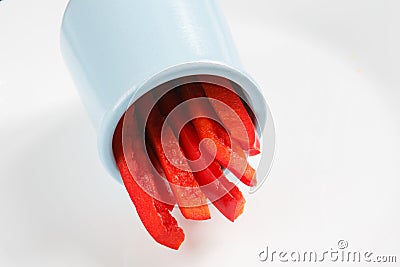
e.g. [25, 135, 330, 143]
[201, 82, 260, 154]
[156, 89, 246, 221]
[145, 140, 176, 211]
[112, 107, 184, 250]
[179, 84, 257, 186]
[250, 133, 261, 156]
[111, 81, 263, 249]
[178, 123, 246, 221]
[136, 93, 211, 221]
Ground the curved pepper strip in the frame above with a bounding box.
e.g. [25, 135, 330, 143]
[112, 107, 184, 250]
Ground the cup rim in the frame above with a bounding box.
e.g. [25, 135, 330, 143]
[98, 60, 271, 183]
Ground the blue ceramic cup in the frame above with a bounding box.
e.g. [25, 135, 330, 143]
[60, 0, 275, 187]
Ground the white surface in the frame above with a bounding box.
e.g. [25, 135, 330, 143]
[1, 0, 399, 266]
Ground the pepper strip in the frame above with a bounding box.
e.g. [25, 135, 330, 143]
[201, 82, 259, 154]
[146, 140, 176, 211]
[112, 107, 184, 250]
[180, 84, 257, 187]
[136, 93, 210, 221]
[179, 123, 246, 221]
[249, 133, 261, 156]
[156, 89, 245, 221]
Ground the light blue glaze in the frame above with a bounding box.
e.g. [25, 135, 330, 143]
[60, 0, 270, 182]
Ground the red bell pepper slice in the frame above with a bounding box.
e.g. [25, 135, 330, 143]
[136, 93, 211, 221]
[179, 84, 257, 186]
[248, 133, 261, 156]
[201, 82, 258, 153]
[112, 81, 262, 248]
[178, 123, 245, 221]
[156, 89, 246, 221]
[146, 140, 176, 211]
[112, 107, 184, 250]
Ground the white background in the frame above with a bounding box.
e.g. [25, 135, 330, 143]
[1, 0, 399, 266]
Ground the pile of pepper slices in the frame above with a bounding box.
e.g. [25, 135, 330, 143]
[113, 81, 260, 249]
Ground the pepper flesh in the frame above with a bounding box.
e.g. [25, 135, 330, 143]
[178, 123, 246, 221]
[112, 107, 184, 250]
[249, 133, 261, 156]
[156, 89, 246, 221]
[179, 84, 257, 186]
[201, 82, 258, 153]
[136, 93, 211, 221]
[112, 81, 261, 249]
[146, 140, 176, 211]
